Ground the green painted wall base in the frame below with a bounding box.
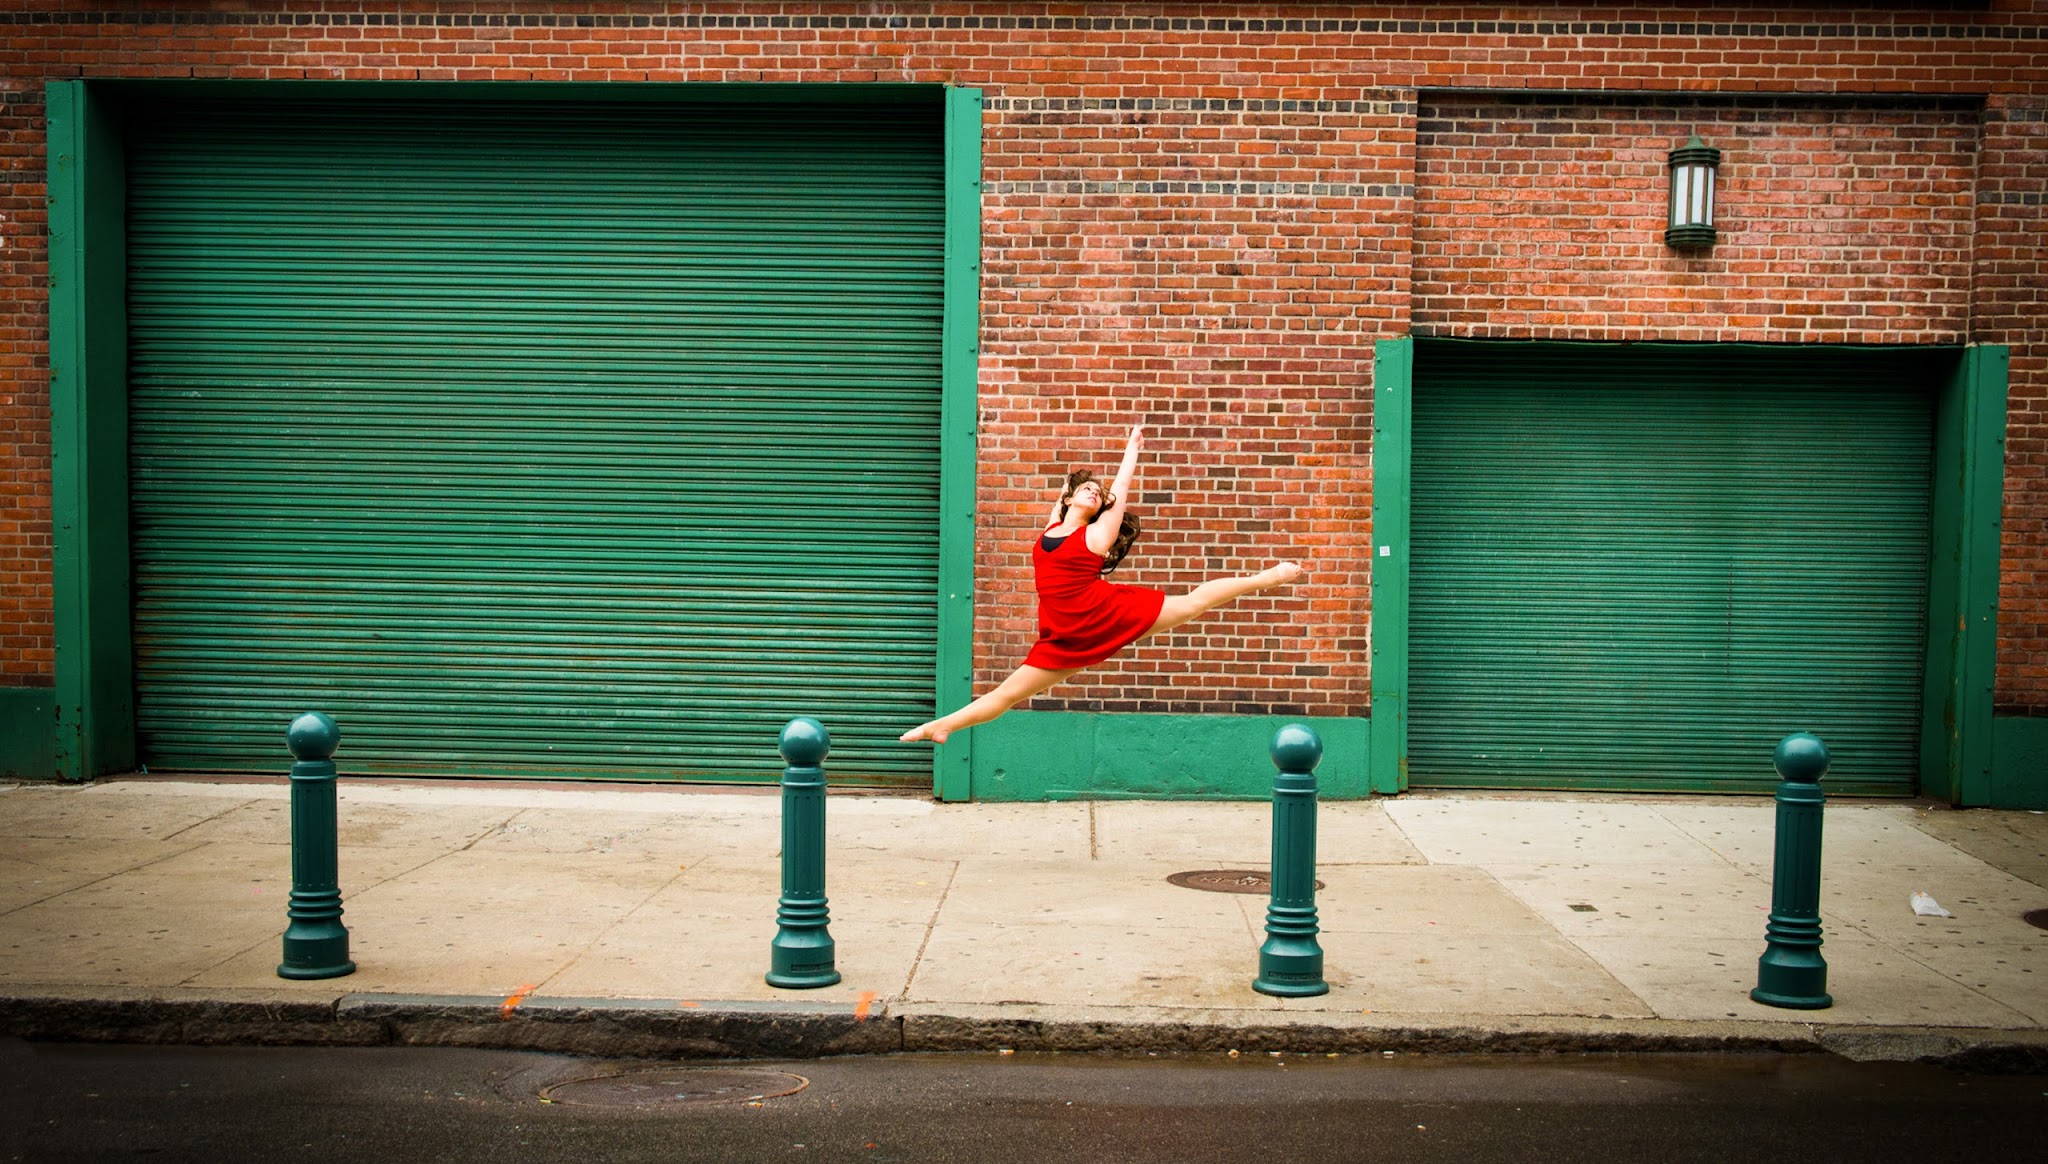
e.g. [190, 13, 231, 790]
[964, 712, 2046, 805]
[1992, 716, 2048, 810]
[967, 712, 1372, 801]
[1, 688, 57, 780]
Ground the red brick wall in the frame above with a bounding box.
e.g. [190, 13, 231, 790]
[0, 1, 2043, 719]
[976, 94, 1401, 715]
[0, 83, 49, 682]
[1981, 96, 2048, 714]
[1413, 95, 1980, 343]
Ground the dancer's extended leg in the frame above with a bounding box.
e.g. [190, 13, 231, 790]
[899, 663, 1080, 744]
[1143, 561, 1303, 639]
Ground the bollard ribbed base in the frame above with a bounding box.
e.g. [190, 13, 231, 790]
[1253, 938, 1327, 998]
[1752, 944, 1831, 1009]
[766, 938, 842, 989]
[765, 968, 843, 990]
[767, 914, 839, 990]
[278, 921, 354, 980]
[1749, 985, 1832, 1009]
[278, 946, 356, 980]
[277, 958, 358, 981]
[1252, 974, 1330, 998]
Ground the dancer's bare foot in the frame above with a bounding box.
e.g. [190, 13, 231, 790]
[899, 721, 952, 744]
[1271, 561, 1304, 585]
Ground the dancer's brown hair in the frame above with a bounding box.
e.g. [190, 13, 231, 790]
[1057, 469, 1141, 573]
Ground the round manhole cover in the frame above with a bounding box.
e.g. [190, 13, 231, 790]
[540, 1068, 808, 1109]
[1167, 869, 1326, 895]
[2024, 908, 2048, 931]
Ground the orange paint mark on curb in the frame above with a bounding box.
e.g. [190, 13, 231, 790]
[500, 983, 538, 1019]
[679, 1000, 701, 1008]
[854, 991, 877, 1022]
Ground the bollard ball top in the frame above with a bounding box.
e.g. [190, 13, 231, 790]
[779, 717, 831, 766]
[1773, 732, 1830, 783]
[1270, 723, 1324, 772]
[287, 711, 340, 761]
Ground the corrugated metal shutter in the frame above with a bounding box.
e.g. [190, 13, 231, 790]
[1410, 342, 1938, 795]
[125, 96, 944, 784]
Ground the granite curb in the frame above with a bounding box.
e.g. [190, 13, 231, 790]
[4, 990, 2045, 1073]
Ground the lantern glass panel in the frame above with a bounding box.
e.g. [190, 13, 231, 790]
[1670, 162, 1716, 228]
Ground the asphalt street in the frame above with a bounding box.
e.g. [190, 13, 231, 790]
[2, 1041, 2042, 1163]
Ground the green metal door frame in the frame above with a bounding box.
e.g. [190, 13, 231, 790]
[1923, 346, 2008, 805]
[1367, 338, 1412, 795]
[1368, 338, 2008, 802]
[935, 86, 983, 802]
[47, 81, 132, 782]
[46, 79, 981, 791]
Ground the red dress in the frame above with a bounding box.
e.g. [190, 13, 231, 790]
[1023, 524, 1166, 670]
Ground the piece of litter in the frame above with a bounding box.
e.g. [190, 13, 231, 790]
[997, 1048, 1014, 1056]
[1911, 891, 1954, 918]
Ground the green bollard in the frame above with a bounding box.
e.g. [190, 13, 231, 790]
[767, 717, 840, 989]
[1751, 731, 1832, 1009]
[278, 711, 355, 980]
[1254, 723, 1328, 998]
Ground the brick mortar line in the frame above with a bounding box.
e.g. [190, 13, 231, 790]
[989, 98, 1412, 115]
[3, 13, 2042, 41]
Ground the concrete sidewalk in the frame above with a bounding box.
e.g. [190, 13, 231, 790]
[1, 778, 2044, 1066]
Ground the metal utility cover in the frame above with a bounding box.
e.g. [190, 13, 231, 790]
[541, 1067, 809, 1109]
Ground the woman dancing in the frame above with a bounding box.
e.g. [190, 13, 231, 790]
[900, 425, 1303, 744]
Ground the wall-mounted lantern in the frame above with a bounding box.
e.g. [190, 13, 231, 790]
[1665, 133, 1721, 250]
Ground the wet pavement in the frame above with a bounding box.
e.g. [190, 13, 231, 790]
[4, 1040, 2043, 1163]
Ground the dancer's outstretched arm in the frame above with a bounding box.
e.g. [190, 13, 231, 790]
[1089, 425, 1143, 556]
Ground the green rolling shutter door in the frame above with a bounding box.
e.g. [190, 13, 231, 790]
[125, 97, 944, 784]
[1410, 343, 1938, 796]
